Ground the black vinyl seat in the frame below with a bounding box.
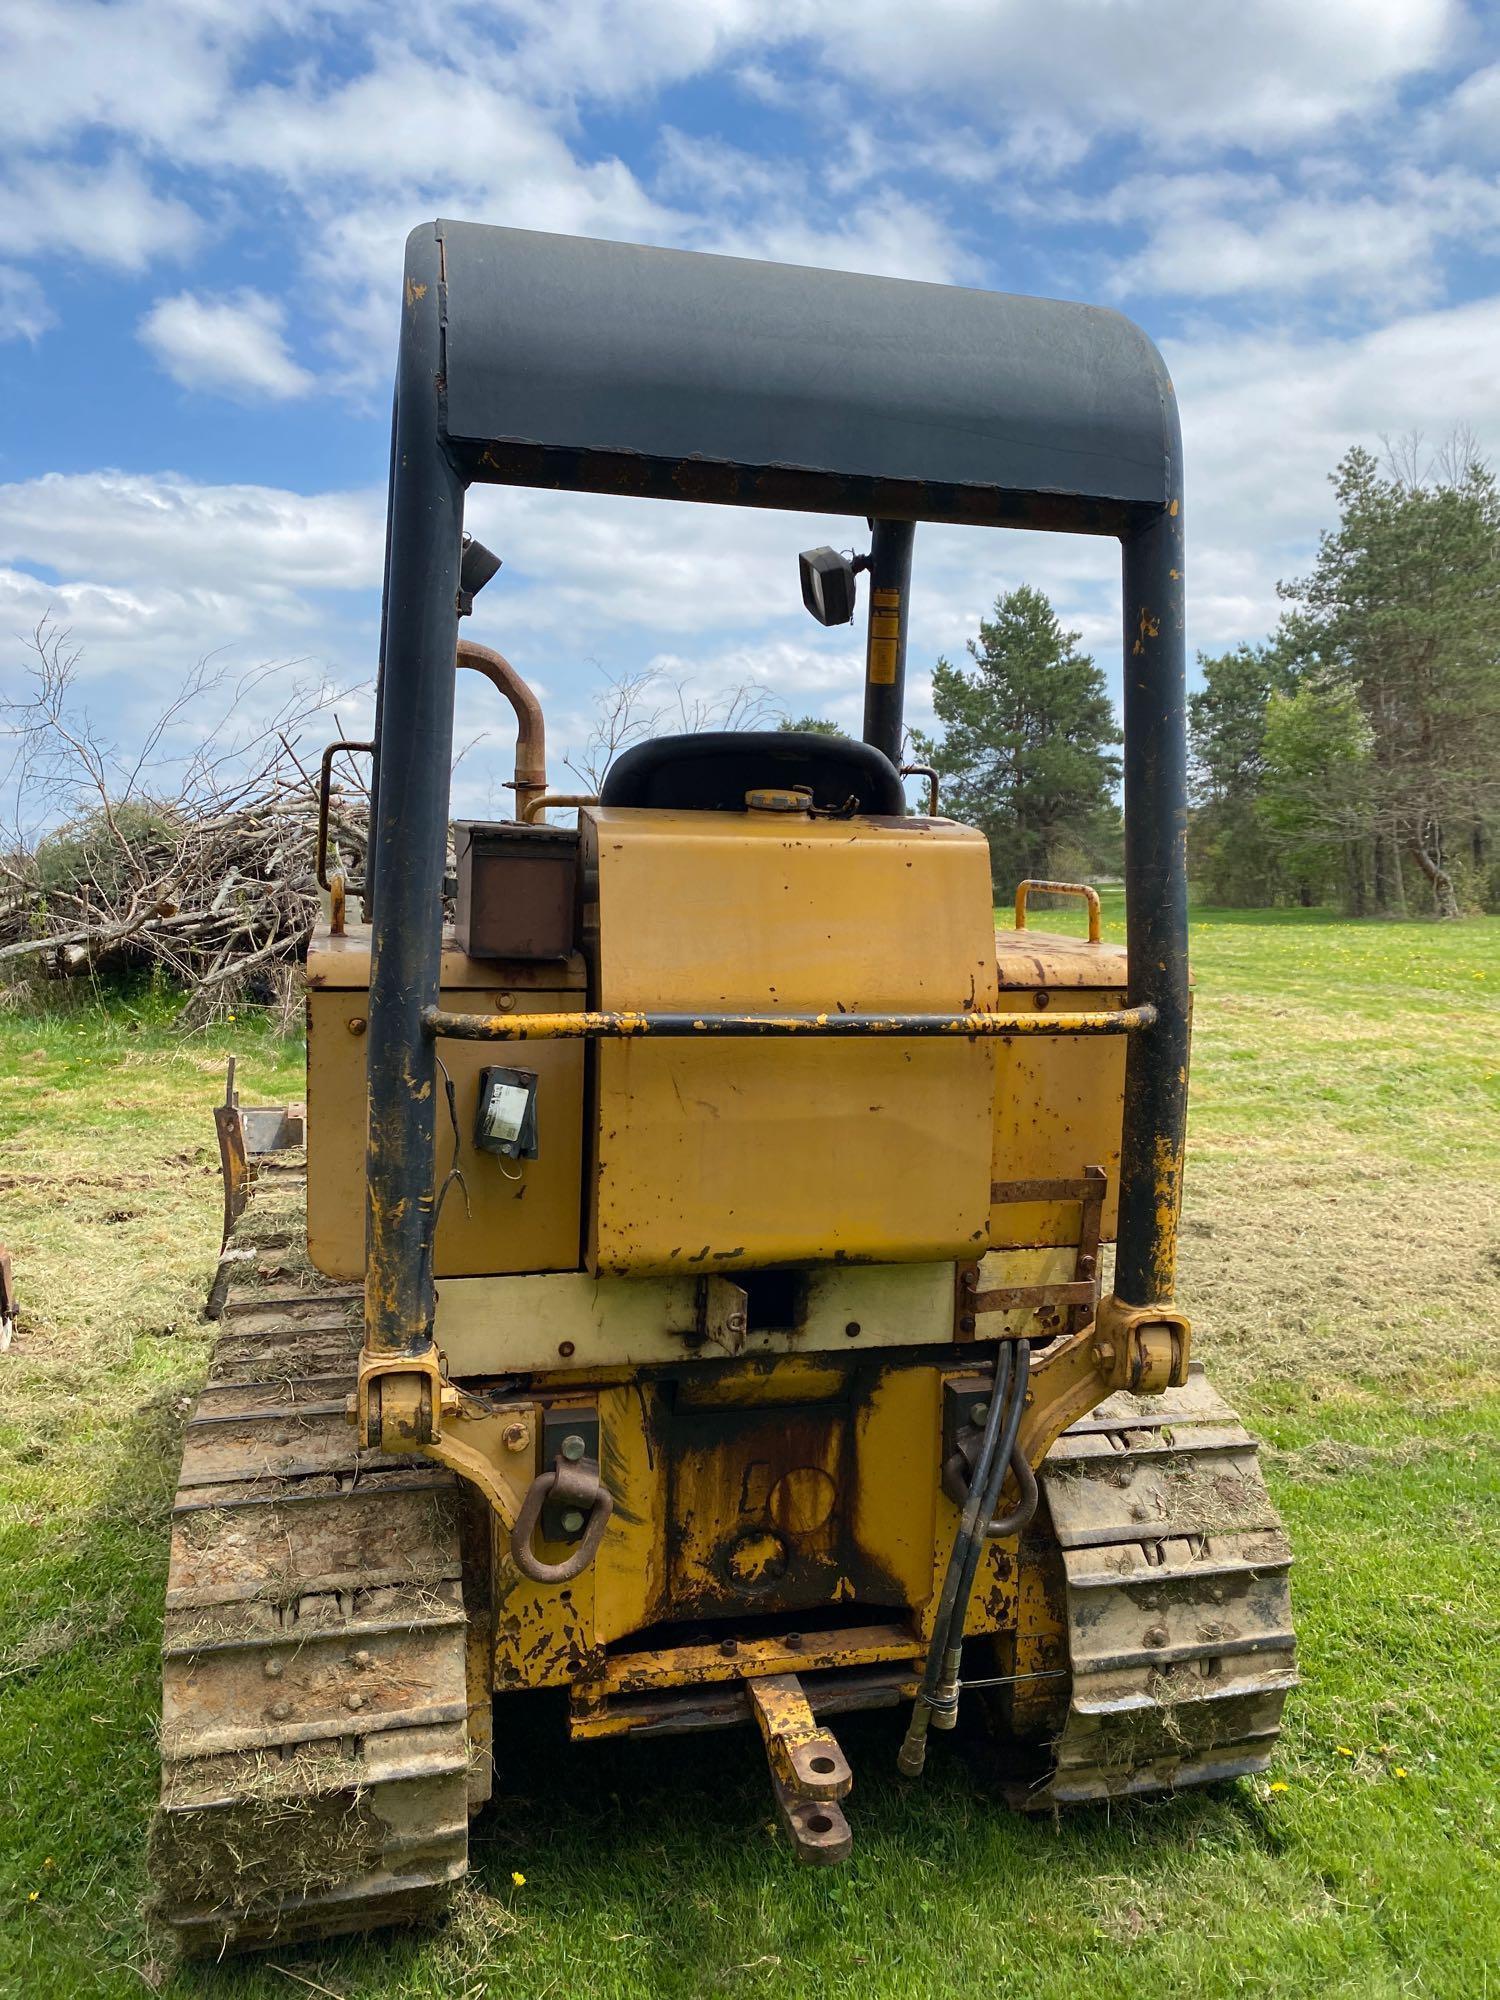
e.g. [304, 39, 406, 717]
[598, 731, 906, 816]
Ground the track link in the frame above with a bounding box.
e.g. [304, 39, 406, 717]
[150, 1162, 478, 1957]
[1025, 1360, 1297, 1807]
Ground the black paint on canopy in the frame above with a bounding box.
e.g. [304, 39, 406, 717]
[430, 221, 1177, 530]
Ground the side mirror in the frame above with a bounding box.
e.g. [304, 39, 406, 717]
[799, 546, 858, 626]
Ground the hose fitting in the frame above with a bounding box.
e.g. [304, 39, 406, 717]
[897, 1702, 933, 1777]
[929, 1646, 964, 1732]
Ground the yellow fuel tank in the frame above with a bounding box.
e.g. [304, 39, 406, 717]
[583, 806, 998, 1277]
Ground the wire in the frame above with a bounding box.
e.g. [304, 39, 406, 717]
[431, 1053, 471, 1234]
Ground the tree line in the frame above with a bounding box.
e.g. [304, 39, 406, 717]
[901, 436, 1499, 918]
[1191, 440, 1499, 918]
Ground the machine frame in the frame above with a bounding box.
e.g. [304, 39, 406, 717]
[357, 221, 1190, 1465]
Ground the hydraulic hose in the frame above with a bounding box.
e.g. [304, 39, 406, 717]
[930, 1340, 1033, 1732]
[898, 1345, 1011, 1777]
[898, 1340, 1033, 1776]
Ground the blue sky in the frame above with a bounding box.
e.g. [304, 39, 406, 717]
[3, 0, 1499, 823]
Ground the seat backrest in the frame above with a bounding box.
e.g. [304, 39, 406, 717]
[598, 731, 906, 815]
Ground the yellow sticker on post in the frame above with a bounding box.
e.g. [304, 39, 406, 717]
[867, 587, 902, 686]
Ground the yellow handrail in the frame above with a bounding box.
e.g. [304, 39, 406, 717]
[1013, 878, 1102, 944]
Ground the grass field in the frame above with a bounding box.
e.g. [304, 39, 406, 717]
[1, 900, 1497, 1999]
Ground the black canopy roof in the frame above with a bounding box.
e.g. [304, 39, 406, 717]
[414, 221, 1179, 534]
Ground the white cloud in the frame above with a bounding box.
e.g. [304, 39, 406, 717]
[1168, 292, 1500, 657]
[169, 61, 975, 389]
[0, 0, 245, 150]
[497, 0, 1460, 150]
[1429, 58, 1500, 157]
[0, 155, 200, 271]
[653, 131, 979, 282]
[139, 289, 315, 400]
[0, 470, 382, 592]
[0, 467, 390, 834]
[1103, 166, 1500, 306]
[0, 470, 384, 738]
[0, 264, 52, 342]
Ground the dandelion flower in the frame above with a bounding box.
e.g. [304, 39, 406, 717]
[1336, 1745, 1354, 1757]
[1269, 1781, 1289, 1794]
[1394, 1767, 1408, 1779]
[511, 1871, 527, 1887]
[27, 1892, 38, 1904]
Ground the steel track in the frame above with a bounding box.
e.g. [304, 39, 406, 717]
[1023, 1361, 1298, 1806]
[150, 1165, 476, 1956]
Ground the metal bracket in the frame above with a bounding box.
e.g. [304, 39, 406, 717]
[540, 1405, 600, 1543]
[1011, 1294, 1194, 1478]
[352, 1347, 453, 1450]
[1091, 1295, 1192, 1393]
[349, 1351, 535, 1534]
[695, 1276, 749, 1354]
[960, 1166, 1108, 1338]
[941, 1371, 994, 1500]
[747, 1674, 853, 1866]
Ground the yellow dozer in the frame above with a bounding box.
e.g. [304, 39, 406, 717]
[150, 222, 1296, 1953]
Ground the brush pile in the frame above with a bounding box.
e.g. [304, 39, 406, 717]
[1, 621, 369, 1026]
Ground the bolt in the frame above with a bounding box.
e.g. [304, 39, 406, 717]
[785, 1632, 802, 1649]
[269, 1699, 291, 1721]
[560, 1433, 587, 1462]
[272, 1431, 291, 1447]
[496, 991, 515, 1011]
[347, 1016, 367, 1036]
[558, 1340, 576, 1359]
[262, 1658, 283, 1681]
[1033, 990, 1051, 1010]
[345, 1691, 365, 1712]
[959, 1314, 976, 1335]
[961, 1270, 978, 1292]
[725, 1311, 747, 1333]
[352, 1649, 373, 1669]
[501, 1421, 530, 1453]
[560, 1508, 586, 1536]
[969, 1400, 990, 1426]
[719, 1638, 738, 1658]
[1144, 1625, 1169, 1648]
[844, 1321, 861, 1338]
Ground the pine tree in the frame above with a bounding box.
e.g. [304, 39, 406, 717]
[1278, 443, 1500, 918]
[914, 585, 1121, 890]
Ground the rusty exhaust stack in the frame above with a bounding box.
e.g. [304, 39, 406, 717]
[456, 638, 548, 822]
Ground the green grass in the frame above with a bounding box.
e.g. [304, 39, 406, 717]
[1, 913, 1497, 1998]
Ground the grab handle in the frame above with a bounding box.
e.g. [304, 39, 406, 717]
[1013, 879, 1101, 944]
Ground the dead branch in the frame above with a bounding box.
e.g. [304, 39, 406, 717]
[0, 617, 372, 1024]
